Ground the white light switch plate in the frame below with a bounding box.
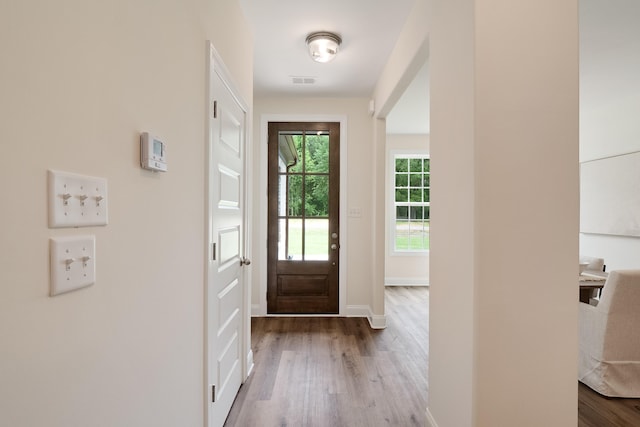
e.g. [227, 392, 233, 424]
[50, 235, 96, 296]
[48, 170, 108, 228]
[348, 207, 362, 218]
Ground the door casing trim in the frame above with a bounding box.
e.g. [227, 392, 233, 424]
[257, 114, 348, 316]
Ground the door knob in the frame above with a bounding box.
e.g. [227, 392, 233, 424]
[240, 257, 251, 266]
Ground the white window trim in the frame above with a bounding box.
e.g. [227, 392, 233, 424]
[387, 149, 430, 257]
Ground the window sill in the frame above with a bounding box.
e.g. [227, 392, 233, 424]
[390, 250, 429, 257]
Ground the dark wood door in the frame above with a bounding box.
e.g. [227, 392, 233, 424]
[267, 122, 340, 314]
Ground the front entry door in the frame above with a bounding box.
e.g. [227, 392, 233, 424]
[206, 47, 248, 427]
[267, 122, 340, 314]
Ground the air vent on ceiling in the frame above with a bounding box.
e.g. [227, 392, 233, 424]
[291, 76, 316, 85]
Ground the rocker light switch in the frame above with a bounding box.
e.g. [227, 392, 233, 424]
[50, 235, 96, 296]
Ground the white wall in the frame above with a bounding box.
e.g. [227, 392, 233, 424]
[429, 0, 578, 426]
[579, 0, 640, 271]
[0, 1, 252, 426]
[250, 97, 375, 315]
[385, 134, 430, 285]
[370, 0, 430, 322]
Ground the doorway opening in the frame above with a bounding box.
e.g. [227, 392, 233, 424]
[384, 60, 430, 291]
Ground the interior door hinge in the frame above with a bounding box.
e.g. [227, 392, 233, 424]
[213, 100, 217, 119]
[212, 243, 216, 261]
[212, 384, 216, 403]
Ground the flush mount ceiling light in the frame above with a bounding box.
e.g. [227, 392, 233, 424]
[305, 31, 342, 63]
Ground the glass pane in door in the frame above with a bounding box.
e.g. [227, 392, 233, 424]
[304, 219, 329, 260]
[287, 175, 303, 217]
[288, 218, 303, 260]
[304, 134, 329, 173]
[304, 175, 328, 217]
[276, 128, 332, 261]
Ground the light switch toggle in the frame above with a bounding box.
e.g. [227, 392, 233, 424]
[65, 257, 76, 270]
[48, 170, 108, 228]
[50, 235, 96, 296]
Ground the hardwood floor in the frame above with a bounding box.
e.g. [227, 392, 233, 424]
[225, 286, 640, 426]
[224, 286, 428, 426]
[578, 382, 640, 427]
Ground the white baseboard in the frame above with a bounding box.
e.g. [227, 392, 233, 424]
[345, 304, 371, 317]
[425, 407, 438, 427]
[385, 277, 429, 286]
[251, 304, 261, 317]
[245, 349, 254, 379]
[368, 314, 386, 329]
[346, 305, 387, 329]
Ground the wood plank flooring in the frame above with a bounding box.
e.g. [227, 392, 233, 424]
[224, 286, 428, 427]
[225, 286, 640, 426]
[578, 382, 640, 427]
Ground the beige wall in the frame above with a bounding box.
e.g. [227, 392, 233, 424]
[429, 0, 578, 426]
[0, 1, 252, 426]
[250, 97, 375, 314]
[385, 134, 430, 285]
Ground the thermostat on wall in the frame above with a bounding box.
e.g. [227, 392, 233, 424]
[140, 132, 167, 172]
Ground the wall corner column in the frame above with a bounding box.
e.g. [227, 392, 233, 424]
[429, 0, 579, 426]
[370, 117, 387, 328]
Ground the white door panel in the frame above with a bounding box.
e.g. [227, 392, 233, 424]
[206, 44, 248, 427]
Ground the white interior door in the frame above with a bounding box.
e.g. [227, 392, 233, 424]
[206, 45, 249, 427]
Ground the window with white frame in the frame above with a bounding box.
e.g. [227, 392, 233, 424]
[393, 155, 430, 252]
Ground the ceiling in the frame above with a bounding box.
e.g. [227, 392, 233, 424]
[386, 60, 430, 134]
[240, 1, 640, 137]
[239, 0, 417, 99]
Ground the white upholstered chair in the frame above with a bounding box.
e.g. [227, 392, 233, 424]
[579, 255, 605, 273]
[579, 256, 606, 303]
[579, 270, 640, 397]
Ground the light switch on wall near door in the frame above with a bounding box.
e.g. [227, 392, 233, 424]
[47, 170, 108, 228]
[348, 207, 362, 218]
[49, 235, 96, 296]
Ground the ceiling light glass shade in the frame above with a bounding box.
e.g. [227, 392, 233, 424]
[306, 32, 342, 63]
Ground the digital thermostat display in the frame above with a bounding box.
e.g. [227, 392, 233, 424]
[154, 140, 163, 156]
[140, 132, 167, 172]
